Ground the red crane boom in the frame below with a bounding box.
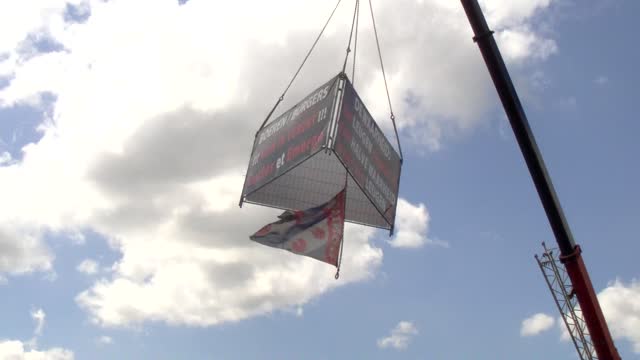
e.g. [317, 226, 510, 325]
[459, 1, 621, 359]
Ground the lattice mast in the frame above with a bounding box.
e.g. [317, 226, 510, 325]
[536, 243, 597, 360]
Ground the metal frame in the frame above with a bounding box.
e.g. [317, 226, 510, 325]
[241, 72, 401, 232]
[239, 75, 342, 206]
[536, 243, 597, 360]
[332, 74, 402, 233]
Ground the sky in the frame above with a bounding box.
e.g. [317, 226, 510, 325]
[0, 0, 639, 359]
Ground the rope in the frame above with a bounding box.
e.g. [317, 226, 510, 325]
[335, 229, 344, 279]
[341, 0, 360, 75]
[367, 0, 403, 161]
[257, 0, 344, 133]
[335, 171, 349, 280]
[351, 0, 359, 85]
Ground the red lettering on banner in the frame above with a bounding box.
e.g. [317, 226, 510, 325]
[311, 130, 325, 152]
[285, 132, 324, 162]
[336, 141, 366, 186]
[247, 162, 274, 187]
[341, 108, 353, 123]
[353, 166, 366, 185]
[372, 150, 394, 185]
[336, 142, 349, 164]
[260, 141, 277, 161]
[288, 115, 316, 142]
[339, 123, 352, 142]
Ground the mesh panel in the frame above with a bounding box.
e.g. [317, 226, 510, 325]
[245, 149, 390, 229]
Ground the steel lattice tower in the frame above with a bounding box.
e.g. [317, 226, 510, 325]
[536, 243, 598, 360]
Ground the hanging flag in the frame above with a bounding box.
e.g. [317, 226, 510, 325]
[250, 188, 346, 267]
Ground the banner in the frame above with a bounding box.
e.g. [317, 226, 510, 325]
[334, 79, 401, 225]
[243, 76, 339, 196]
[250, 188, 346, 266]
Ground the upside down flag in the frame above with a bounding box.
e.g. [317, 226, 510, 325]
[250, 188, 346, 267]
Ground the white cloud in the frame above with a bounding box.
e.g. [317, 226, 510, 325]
[598, 279, 640, 353]
[76, 259, 99, 275]
[68, 232, 85, 245]
[557, 96, 577, 111]
[31, 308, 46, 336]
[0, 223, 52, 277]
[520, 313, 555, 336]
[595, 75, 609, 85]
[377, 321, 418, 350]
[0, 0, 557, 328]
[0, 308, 73, 360]
[76, 223, 382, 327]
[496, 28, 557, 64]
[554, 279, 640, 353]
[388, 198, 445, 249]
[558, 316, 571, 342]
[96, 336, 113, 346]
[0, 340, 73, 360]
[0, 0, 77, 53]
[481, 0, 552, 29]
[361, 0, 558, 150]
[0, 152, 12, 165]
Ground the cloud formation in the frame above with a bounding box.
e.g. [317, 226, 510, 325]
[76, 259, 99, 275]
[96, 336, 113, 346]
[599, 279, 640, 353]
[532, 279, 640, 354]
[0, 0, 558, 327]
[31, 308, 46, 336]
[0, 341, 74, 360]
[377, 321, 419, 350]
[0, 152, 12, 165]
[388, 199, 445, 249]
[0, 224, 52, 278]
[520, 313, 555, 336]
[0, 308, 74, 360]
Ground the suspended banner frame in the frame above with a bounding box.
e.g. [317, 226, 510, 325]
[240, 73, 402, 233]
[241, 75, 341, 197]
[332, 76, 402, 229]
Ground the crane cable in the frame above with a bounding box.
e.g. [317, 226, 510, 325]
[257, 0, 344, 134]
[341, 0, 360, 76]
[368, 0, 403, 161]
[256, 0, 403, 164]
[342, 0, 403, 161]
[352, 0, 359, 84]
[335, 0, 360, 281]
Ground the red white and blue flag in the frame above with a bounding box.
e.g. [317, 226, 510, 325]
[250, 188, 346, 267]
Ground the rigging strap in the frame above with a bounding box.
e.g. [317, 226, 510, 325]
[257, 0, 343, 134]
[341, 0, 360, 75]
[368, 0, 403, 161]
[352, 0, 359, 84]
[335, 171, 349, 280]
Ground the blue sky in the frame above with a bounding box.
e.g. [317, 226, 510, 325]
[0, 0, 639, 359]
